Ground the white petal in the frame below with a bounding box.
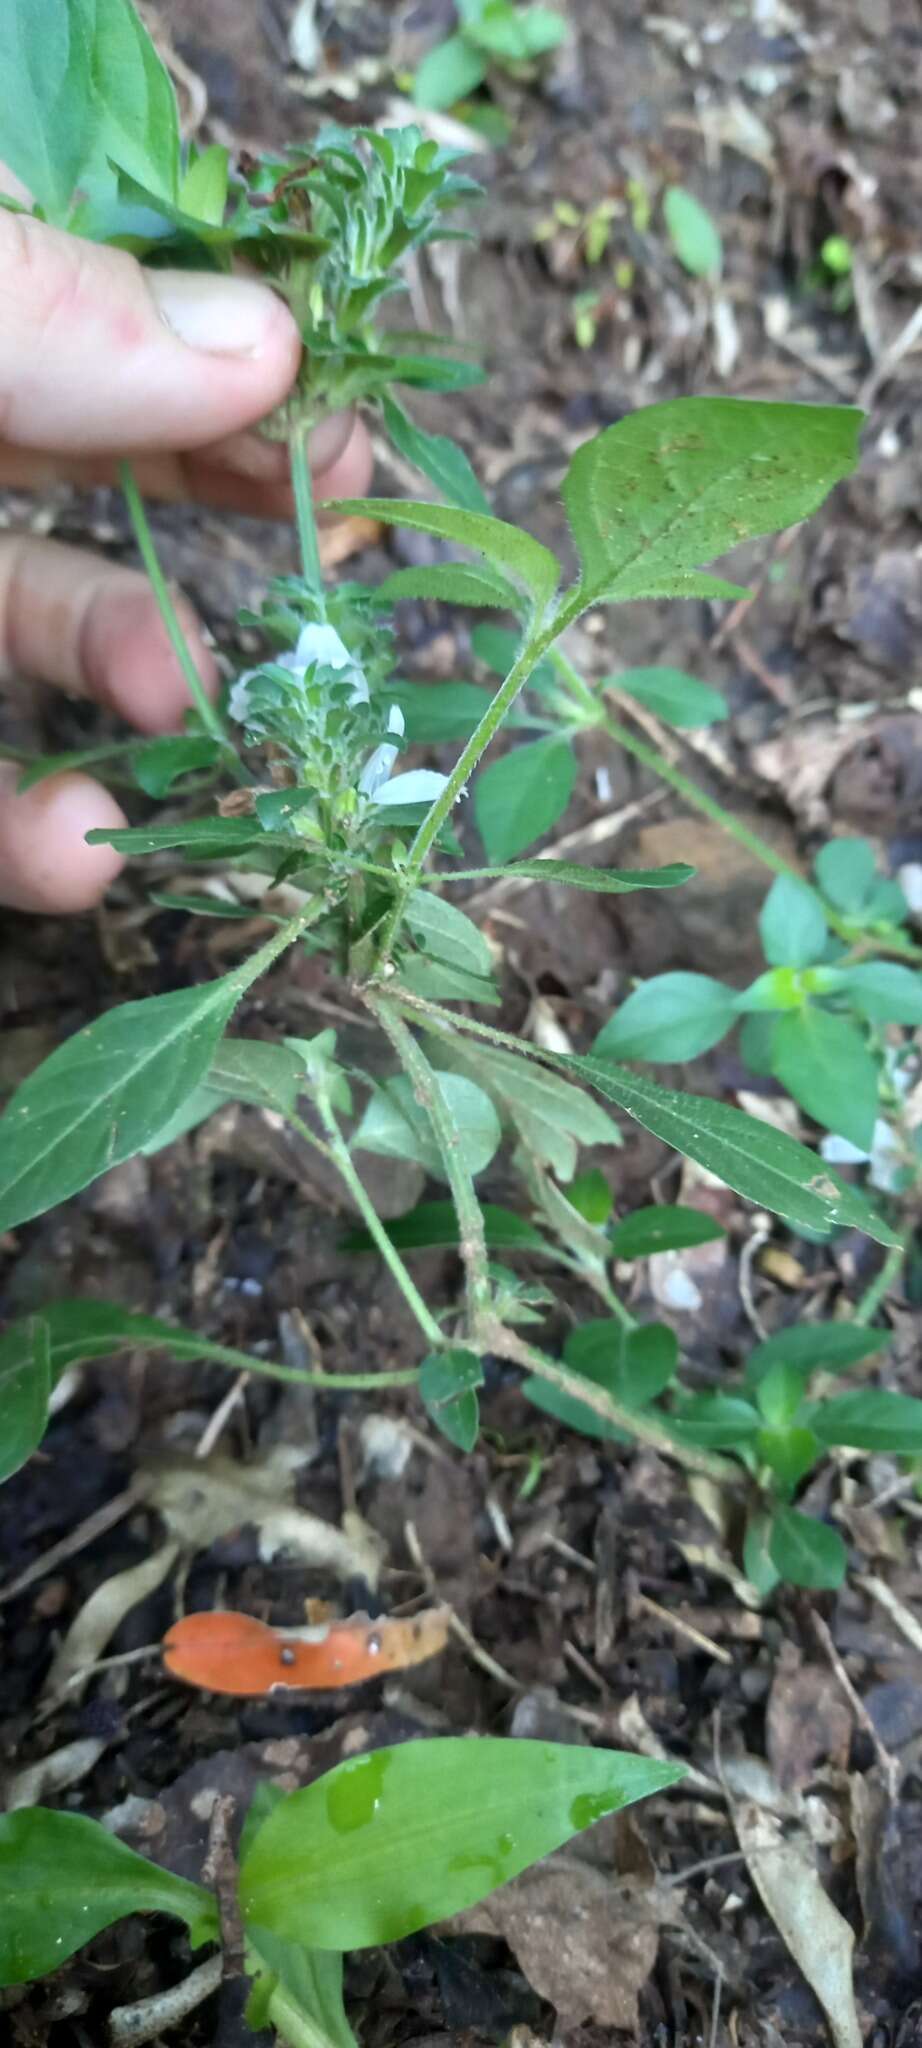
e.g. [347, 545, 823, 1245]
[387, 702, 406, 736]
[228, 672, 256, 722]
[373, 770, 451, 808]
[358, 743, 400, 797]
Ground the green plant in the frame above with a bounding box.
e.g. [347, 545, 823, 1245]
[413, 0, 567, 112]
[0, 1740, 681, 2039]
[596, 849, 922, 1164]
[0, 0, 913, 1606]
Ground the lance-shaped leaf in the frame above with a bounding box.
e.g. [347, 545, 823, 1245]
[562, 397, 861, 609]
[0, 1808, 217, 1986]
[381, 396, 491, 515]
[0, 1318, 50, 1487]
[0, 932, 296, 1230]
[548, 1054, 898, 1244]
[328, 498, 560, 614]
[239, 1738, 683, 1949]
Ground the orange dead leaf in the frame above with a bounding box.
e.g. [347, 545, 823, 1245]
[162, 1605, 450, 1697]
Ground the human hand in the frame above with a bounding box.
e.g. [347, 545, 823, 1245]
[0, 207, 373, 913]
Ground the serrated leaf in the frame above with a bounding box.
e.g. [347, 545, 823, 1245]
[239, 1738, 683, 1950]
[447, 859, 694, 892]
[759, 875, 828, 969]
[378, 564, 519, 609]
[809, 1390, 922, 1454]
[406, 892, 494, 980]
[475, 737, 576, 864]
[0, 946, 280, 1230]
[419, 1348, 483, 1450]
[550, 1053, 899, 1243]
[86, 816, 265, 857]
[663, 187, 722, 279]
[381, 396, 490, 514]
[768, 1506, 846, 1590]
[0, 1317, 51, 1487]
[353, 1072, 501, 1181]
[613, 666, 728, 727]
[609, 1204, 726, 1259]
[0, 1809, 217, 1986]
[329, 498, 559, 614]
[594, 973, 736, 1063]
[772, 1007, 879, 1151]
[562, 397, 861, 608]
[745, 1322, 889, 1388]
[341, 1199, 554, 1257]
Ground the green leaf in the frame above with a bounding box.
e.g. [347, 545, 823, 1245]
[461, 0, 566, 59]
[0, 953, 273, 1230]
[743, 1510, 781, 1596]
[246, 1931, 356, 2048]
[419, 1348, 483, 1451]
[837, 963, 922, 1026]
[149, 891, 265, 920]
[437, 1038, 621, 1181]
[524, 1319, 676, 1439]
[341, 1198, 554, 1257]
[810, 1390, 922, 1454]
[815, 837, 877, 914]
[562, 397, 861, 608]
[378, 564, 519, 610]
[610, 1204, 726, 1259]
[86, 816, 265, 858]
[471, 623, 555, 688]
[206, 1039, 307, 1116]
[178, 143, 229, 227]
[759, 876, 828, 969]
[664, 1392, 760, 1449]
[475, 738, 576, 864]
[83, 0, 180, 201]
[17, 742, 137, 790]
[756, 1424, 821, 1493]
[0, 1808, 217, 1986]
[413, 33, 488, 110]
[353, 1073, 501, 1181]
[768, 1506, 846, 1590]
[745, 1322, 888, 1388]
[398, 957, 500, 1006]
[566, 1168, 613, 1226]
[406, 892, 494, 980]
[387, 680, 494, 744]
[130, 735, 221, 797]
[613, 666, 728, 727]
[552, 1053, 899, 1243]
[593, 973, 736, 1063]
[772, 1007, 879, 1150]
[756, 1360, 811, 1428]
[449, 859, 695, 893]
[329, 498, 559, 615]
[381, 396, 490, 515]
[239, 1738, 683, 1949]
[0, 1, 93, 216]
[663, 187, 722, 280]
[0, 1317, 51, 1486]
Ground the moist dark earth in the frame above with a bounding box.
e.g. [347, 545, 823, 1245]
[2, 2, 922, 2043]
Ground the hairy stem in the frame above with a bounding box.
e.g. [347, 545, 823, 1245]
[368, 996, 493, 1330]
[290, 419, 325, 609]
[120, 461, 232, 757]
[288, 1106, 443, 1346]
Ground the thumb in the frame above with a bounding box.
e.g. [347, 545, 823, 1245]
[0, 210, 302, 454]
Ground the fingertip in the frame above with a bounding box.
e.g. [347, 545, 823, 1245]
[82, 576, 220, 733]
[0, 767, 125, 914]
[316, 414, 374, 502]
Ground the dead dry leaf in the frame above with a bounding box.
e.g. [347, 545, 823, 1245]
[730, 1798, 861, 2048]
[5, 1736, 107, 1811]
[42, 1541, 179, 1704]
[148, 1454, 384, 1587]
[452, 1858, 678, 2029]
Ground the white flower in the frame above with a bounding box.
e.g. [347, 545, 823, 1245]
[373, 769, 452, 808]
[229, 621, 370, 729]
[357, 703, 407, 798]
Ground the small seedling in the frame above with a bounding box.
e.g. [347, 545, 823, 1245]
[413, 0, 567, 112]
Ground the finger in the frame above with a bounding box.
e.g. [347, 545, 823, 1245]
[0, 763, 125, 913]
[0, 410, 374, 516]
[0, 537, 218, 733]
[0, 210, 302, 453]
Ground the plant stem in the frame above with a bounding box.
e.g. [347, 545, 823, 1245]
[479, 1320, 745, 1489]
[290, 419, 325, 608]
[268, 1983, 343, 2048]
[288, 1107, 443, 1347]
[377, 628, 555, 962]
[120, 461, 231, 756]
[368, 996, 493, 1329]
[551, 650, 922, 964]
[852, 1236, 906, 1326]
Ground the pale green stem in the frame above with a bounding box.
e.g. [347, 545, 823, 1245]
[112, 1327, 417, 1393]
[120, 461, 231, 757]
[368, 996, 493, 1329]
[290, 419, 325, 608]
[552, 649, 922, 965]
[852, 1237, 906, 1326]
[377, 627, 555, 961]
[288, 1107, 443, 1347]
[268, 1984, 343, 2048]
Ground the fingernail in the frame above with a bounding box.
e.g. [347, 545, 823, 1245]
[307, 410, 355, 474]
[149, 272, 283, 357]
